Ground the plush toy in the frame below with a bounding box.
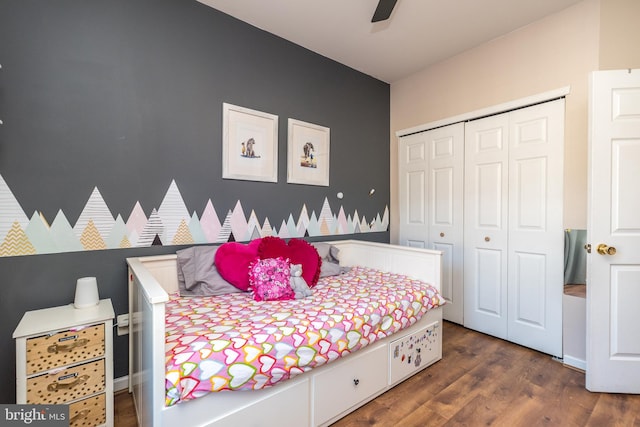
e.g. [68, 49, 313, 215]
[290, 263, 312, 299]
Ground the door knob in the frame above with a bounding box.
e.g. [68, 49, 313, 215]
[597, 243, 616, 255]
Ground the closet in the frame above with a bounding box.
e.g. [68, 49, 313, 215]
[398, 98, 564, 357]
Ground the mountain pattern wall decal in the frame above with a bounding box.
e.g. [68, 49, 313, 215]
[0, 175, 389, 257]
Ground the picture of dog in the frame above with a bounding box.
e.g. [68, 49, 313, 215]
[241, 138, 259, 158]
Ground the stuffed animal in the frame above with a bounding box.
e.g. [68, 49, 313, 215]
[290, 263, 312, 299]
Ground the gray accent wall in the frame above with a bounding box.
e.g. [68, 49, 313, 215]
[0, 0, 390, 403]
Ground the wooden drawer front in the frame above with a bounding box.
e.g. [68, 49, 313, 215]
[26, 324, 104, 375]
[313, 344, 387, 426]
[27, 359, 105, 404]
[69, 393, 106, 427]
[389, 321, 440, 385]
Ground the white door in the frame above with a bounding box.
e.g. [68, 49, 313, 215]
[428, 123, 464, 324]
[398, 132, 429, 249]
[464, 101, 564, 357]
[587, 69, 640, 392]
[398, 124, 464, 324]
[507, 99, 564, 357]
[464, 113, 510, 338]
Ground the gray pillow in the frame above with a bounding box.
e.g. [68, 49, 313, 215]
[176, 245, 243, 296]
[312, 242, 348, 277]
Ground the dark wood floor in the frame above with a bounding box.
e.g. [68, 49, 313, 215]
[115, 321, 640, 426]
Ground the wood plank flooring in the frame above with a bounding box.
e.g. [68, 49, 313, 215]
[114, 321, 640, 426]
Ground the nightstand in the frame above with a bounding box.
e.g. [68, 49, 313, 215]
[13, 299, 115, 427]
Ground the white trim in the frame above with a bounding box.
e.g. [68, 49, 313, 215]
[563, 355, 586, 371]
[396, 86, 571, 137]
[114, 375, 129, 392]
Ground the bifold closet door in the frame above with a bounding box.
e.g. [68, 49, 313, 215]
[427, 124, 464, 324]
[398, 123, 464, 324]
[506, 100, 564, 358]
[464, 100, 564, 357]
[463, 113, 510, 339]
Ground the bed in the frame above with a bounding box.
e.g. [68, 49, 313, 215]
[127, 239, 444, 427]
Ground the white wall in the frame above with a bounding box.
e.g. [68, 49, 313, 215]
[599, 0, 640, 70]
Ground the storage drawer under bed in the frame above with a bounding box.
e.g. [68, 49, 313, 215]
[389, 320, 441, 385]
[313, 343, 388, 426]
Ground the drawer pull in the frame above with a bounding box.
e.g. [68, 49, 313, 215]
[47, 338, 89, 354]
[47, 374, 90, 392]
[69, 409, 90, 424]
[353, 379, 359, 386]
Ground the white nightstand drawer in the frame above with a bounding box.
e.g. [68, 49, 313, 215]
[313, 344, 387, 426]
[26, 324, 105, 375]
[27, 358, 105, 404]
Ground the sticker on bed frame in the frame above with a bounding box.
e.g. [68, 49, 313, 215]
[0, 175, 389, 257]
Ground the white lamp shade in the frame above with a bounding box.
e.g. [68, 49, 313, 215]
[74, 277, 100, 309]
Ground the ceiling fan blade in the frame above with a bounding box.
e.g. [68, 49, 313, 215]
[371, 0, 398, 22]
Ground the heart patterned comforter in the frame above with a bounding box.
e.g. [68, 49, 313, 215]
[165, 266, 445, 406]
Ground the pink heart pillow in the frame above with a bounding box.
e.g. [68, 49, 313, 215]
[258, 237, 322, 287]
[214, 239, 262, 291]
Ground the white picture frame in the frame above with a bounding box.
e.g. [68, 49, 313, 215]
[222, 103, 278, 182]
[287, 118, 330, 186]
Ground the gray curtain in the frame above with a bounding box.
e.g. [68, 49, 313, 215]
[564, 229, 587, 285]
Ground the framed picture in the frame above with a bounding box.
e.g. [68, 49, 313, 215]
[287, 118, 330, 186]
[222, 103, 278, 182]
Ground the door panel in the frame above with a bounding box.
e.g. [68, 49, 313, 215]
[464, 113, 509, 338]
[432, 167, 453, 225]
[476, 248, 503, 317]
[407, 170, 426, 224]
[398, 134, 428, 249]
[507, 99, 564, 357]
[428, 124, 464, 324]
[399, 123, 464, 324]
[513, 157, 546, 229]
[612, 140, 640, 232]
[588, 69, 640, 392]
[476, 163, 504, 228]
[513, 251, 545, 327]
[610, 267, 640, 356]
[464, 101, 563, 356]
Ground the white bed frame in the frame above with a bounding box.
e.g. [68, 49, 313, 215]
[127, 240, 443, 427]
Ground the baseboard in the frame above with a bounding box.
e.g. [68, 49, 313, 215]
[563, 355, 586, 372]
[114, 375, 129, 393]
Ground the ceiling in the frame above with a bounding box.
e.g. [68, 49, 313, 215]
[197, 0, 583, 83]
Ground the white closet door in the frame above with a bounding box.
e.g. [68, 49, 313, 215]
[507, 99, 564, 358]
[464, 113, 510, 339]
[399, 124, 464, 324]
[398, 133, 429, 249]
[428, 123, 464, 324]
